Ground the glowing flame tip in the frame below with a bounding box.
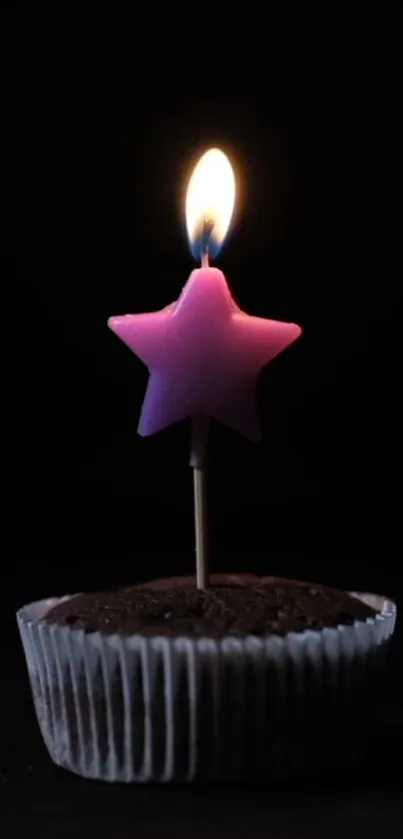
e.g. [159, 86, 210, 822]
[185, 148, 236, 262]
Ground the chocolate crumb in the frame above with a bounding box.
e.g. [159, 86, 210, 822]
[44, 574, 377, 639]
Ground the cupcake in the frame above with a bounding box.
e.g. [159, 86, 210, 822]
[17, 574, 396, 783]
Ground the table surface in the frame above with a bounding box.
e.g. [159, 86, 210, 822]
[2, 746, 402, 839]
[2, 635, 402, 838]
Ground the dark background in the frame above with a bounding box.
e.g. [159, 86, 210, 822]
[9, 38, 400, 605]
[2, 26, 402, 835]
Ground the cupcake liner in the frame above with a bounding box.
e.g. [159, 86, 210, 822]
[17, 591, 396, 783]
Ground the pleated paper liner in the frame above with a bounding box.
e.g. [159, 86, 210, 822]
[17, 592, 396, 783]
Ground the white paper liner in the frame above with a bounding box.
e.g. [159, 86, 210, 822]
[17, 591, 396, 783]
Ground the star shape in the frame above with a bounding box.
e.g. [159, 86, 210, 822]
[108, 267, 302, 440]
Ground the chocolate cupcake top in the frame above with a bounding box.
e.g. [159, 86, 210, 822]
[44, 574, 377, 638]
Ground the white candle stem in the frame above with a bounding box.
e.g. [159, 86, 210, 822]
[190, 416, 210, 589]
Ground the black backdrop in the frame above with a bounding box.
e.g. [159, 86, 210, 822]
[5, 35, 401, 641]
[2, 23, 402, 835]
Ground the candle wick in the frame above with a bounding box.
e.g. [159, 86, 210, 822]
[199, 216, 214, 266]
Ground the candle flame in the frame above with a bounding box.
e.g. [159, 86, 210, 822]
[185, 148, 236, 262]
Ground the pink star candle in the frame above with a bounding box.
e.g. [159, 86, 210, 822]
[109, 266, 300, 443]
[108, 148, 302, 587]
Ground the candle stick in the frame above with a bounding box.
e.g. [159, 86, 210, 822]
[190, 413, 209, 588]
[108, 148, 302, 588]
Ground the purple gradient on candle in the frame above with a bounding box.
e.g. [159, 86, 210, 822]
[108, 267, 302, 440]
